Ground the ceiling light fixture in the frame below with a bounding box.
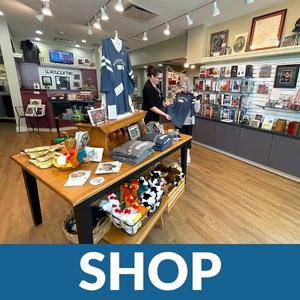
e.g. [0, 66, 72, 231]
[100, 7, 109, 21]
[87, 24, 93, 35]
[81, 39, 87, 43]
[212, 1, 220, 17]
[245, 0, 255, 4]
[115, 0, 124, 13]
[186, 13, 194, 27]
[191, 65, 196, 69]
[0, 11, 4, 16]
[93, 17, 102, 30]
[75, 44, 80, 48]
[41, 1, 53, 16]
[35, 30, 43, 35]
[163, 22, 170, 36]
[184, 62, 189, 68]
[35, 13, 45, 22]
[35, 37, 41, 41]
[142, 32, 148, 41]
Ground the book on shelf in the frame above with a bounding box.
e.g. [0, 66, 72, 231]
[231, 96, 240, 108]
[204, 80, 212, 91]
[231, 80, 242, 92]
[209, 94, 216, 105]
[257, 82, 269, 94]
[240, 96, 252, 108]
[225, 66, 231, 78]
[205, 106, 214, 118]
[204, 93, 210, 104]
[241, 80, 254, 93]
[269, 88, 281, 101]
[259, 65, 272, 78]
[219, 80, 231, 92]
[237, 65, 246, 77]
[261, 116, 275, 130]
[213, 67, 220, 78]
[222, 94, 232, 106]
[95, 161, 122, 174]
[216, 94, 224, 105]
[231, 65, 238, 77]
[220, 66, 226, 78]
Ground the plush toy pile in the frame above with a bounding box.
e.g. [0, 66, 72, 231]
[100, 162, 184, 235]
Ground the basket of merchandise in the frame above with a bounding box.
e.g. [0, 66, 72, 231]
[165, 179, 185, 213]
[62, 201, 112, 244]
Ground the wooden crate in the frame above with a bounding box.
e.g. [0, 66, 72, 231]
[166, 179, 185, 213]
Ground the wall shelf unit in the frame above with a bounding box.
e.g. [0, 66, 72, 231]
[201, 45, 300, 64]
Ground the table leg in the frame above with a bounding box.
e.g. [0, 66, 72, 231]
[74, 202, 93, 244]
[22, 169, 42, 225]
[181, 143, 188, 177]
[54, 117, 60, 138]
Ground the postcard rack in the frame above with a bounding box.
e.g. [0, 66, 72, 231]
[76, 111, 146, 158]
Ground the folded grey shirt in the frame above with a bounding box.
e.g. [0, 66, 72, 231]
[111, 140, 155, 158]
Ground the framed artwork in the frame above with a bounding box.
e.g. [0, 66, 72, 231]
[281, 32, 299, 47]
[247, 9, 287, 51]
[55, 76, 70, 90]
[209, 30, 229, 56]
[41, 76, 52, 86]
[35, 104, 46, 117]
[259, 65, 272, 78]
[232, 33, 248, 54]
[78, 59, 83, 65]
[274, 64, 299, 88]
[25, 105, 36, 117]
[29, 99, 42, 106]
[87, 108, 106, 126]
[74, 74, 80, 80]
[127, 124, 141, 141]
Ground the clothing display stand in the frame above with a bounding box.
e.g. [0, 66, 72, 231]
[76, 111, 147, 157]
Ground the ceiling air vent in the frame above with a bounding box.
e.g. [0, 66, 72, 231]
[123, 4, 158, 23]
[54, 37, 76, 44]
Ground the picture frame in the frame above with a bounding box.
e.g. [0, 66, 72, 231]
[35, 104, 46, 117]
[87, 107, 106, 126]
[209, 30, 229, 56]
[247, 9, 287, 51]
[281, 32, 299, 47]
[41, 76, 52, 87]
[74, 74, 81, 80]
[232, 33, 248, 54]
[127, 124, 141, 141]
[29, 98, 42, 106]
[274, 64, 299, 88]
[78, 59, 83, 65]
[25, 105, 36, 117]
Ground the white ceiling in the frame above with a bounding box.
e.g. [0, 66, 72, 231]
[0, 0, 292, 51]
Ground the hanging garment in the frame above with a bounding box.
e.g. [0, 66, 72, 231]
[100, 37, 135, 114]
[20, 40, 41, 64]
[167, 92, 196, 128]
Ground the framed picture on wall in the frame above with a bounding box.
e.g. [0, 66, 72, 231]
[232, 33, 248, 54]
[274, 64, 299, 88]
[29, 99, 42, 106]
[280, 32, 299, 47]
[209, 30, 229, 56]
[41, 76, 52, 87]
[247, 9, 287, 51]
[55, 76, 70, 90]
[74, 74, 81, 80]
[25, 105, 36, 117]
[35, 104, 46, 117]
[78, 59, 83, 65]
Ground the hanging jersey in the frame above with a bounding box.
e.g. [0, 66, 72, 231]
[100, 37, 135, 114]
[167, 92, 196, 128]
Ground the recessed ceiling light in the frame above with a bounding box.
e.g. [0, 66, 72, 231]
[81, 39, 87, 43]
[75, 44, 80, 48]
[35, 37, 41, 41]
[0, 11, 4, 16]
[35, 30, 43, 35]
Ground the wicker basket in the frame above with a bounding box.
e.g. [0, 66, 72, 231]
[166, 179, 185, 213]
[62, 204, 112, 244]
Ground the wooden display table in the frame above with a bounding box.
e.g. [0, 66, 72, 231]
[76, 111, 147, 157]
[11, 134, 191, 244]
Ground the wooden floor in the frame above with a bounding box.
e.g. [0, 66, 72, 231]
[1, 125, 300, 244]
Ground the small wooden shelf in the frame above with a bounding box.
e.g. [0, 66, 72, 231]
[201, 45, 300, 64]
[76, 111, 147, 157]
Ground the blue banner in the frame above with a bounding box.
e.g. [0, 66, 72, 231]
[0, 244, 299, 299]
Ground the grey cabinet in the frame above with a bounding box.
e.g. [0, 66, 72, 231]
[237, 128, 272, 165]
[193, 118, 216, 146]
[268, 135, 300, 178]
[214, 122, 239, 154]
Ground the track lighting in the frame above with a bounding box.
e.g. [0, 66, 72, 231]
[142, 32, 148, 41]
[35, 37, 41, 41]
[93, 17, 102, 30]
[35, 30, 43, 35]
[186, 13, 194, 27]
[41, 1, 52, 16]
[191, 65, 196, 69]
[87, 24, 93, 35]
[81, 39, 87, 43]
[163, 22, 170, 36]
[75, 44, 80, 48]
[115, 0, 124, 12]
[101, 7, 109, 21]
[184, 62, 189, 68]
[0, 11, 4, 16]
[212, 1, 220, 17]
[35, 13, 45, 22]
[245, 0, 255, 4]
